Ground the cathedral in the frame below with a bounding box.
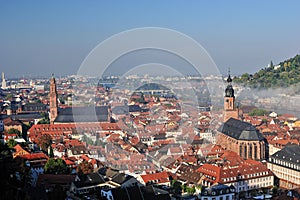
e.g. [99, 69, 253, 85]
[49, 75, 109, 124]
[217, 73, 266, 160]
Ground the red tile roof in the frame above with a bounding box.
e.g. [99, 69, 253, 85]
[141, 171, 170, 184]
[17, 152, 49, 161]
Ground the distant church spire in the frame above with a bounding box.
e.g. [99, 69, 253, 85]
[1, 72, 7, 90]
[49, 74, 58, 124]
[223, 68, 239, 122]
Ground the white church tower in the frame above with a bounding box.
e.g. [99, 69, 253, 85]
[1, 72, 7, 90]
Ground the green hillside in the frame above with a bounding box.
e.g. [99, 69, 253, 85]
[234, 54, 300, 88]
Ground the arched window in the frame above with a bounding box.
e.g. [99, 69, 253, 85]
[254, 145, 258, 160]
[249, 143, 253, 158]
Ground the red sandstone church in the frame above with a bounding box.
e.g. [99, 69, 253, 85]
[217, 73, 266, 160]
[49, 75, 109, 124]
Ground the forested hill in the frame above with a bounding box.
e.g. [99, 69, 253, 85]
[234, 54, 300, 88]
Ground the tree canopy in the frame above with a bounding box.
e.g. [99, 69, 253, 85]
[8, 128, 21, 136]
[248, 108, 269, 116]
[7, 139, 17, 148]
[235, 54, 300, 89]
[44, 158, 70, 174]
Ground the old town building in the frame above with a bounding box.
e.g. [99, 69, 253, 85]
[267, 144, 300, 189]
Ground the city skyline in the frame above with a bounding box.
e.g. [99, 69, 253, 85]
[1, 1, 300, 78]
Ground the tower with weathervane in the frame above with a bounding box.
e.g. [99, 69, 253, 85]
[223, 70, 239, 122]
[49, 74, 58, 124]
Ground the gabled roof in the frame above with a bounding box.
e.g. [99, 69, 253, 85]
[218, 118, 264, 141]
[140, 171, 170, 184]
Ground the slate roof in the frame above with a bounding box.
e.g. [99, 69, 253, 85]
[271, 144, 300, 166]
[112, 106, 129, 115]
[218, 118, 264, 141]
[108, 185, 171, 200]
[201, 184, 235, 196]
[0, 113, 43, 121]
[73, 172, 105, 188]
[54, 106, 108, 123]
[111, 173, 132, 185]
[129, 105, 141, 113]
[22, 103, 47, 112]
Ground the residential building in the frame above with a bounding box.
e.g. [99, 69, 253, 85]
[197, 160, 274, 193]
[200, 184, 235, 200]
[267, 144, 300, 189]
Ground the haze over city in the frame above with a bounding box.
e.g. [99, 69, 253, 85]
[1, 1, 300, 78]
[3, 2, 300, 200]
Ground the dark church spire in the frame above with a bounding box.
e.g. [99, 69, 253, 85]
[225, 68, 234, 97]
[226, 68, 232, 84]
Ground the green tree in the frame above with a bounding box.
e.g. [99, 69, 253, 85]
[8, 128, 21, 136]
[262, 118, 268, 126]
[7, 139, 17, 148]
[171, 181, 182, 195]
[186, 186, 196, 194]
[49, 146, 54, 158]
[248, 108, 269, 116]
[270, 60, 274, 68]
[38, 113, 50, 124]
[22, 123, 31, 138]
[5, 93, 13, 100]
[44, 158, 70, 174]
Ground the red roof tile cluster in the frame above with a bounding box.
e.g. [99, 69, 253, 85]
[197, 160, 273, 185]
[140, 171, 170, 184]
[17, 152, 49, 161]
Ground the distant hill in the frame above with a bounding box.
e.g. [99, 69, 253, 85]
[234, 54, 300, 88]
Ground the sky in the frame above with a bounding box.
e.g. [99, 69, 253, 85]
[1, 0, 300, 78]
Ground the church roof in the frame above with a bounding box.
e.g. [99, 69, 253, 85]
[218, 118, 264, 141]
[54, 106, 108, 123]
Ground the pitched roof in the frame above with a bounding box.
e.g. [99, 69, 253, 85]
[140, 171, 170, 184]
[14, 144, 28, 153]
[218, 118, 264, 141]
[17, 152, 49, 161]
[55, 106, 109, 123]
[73, 172, 105, 188]
[37, 174, 76, 188]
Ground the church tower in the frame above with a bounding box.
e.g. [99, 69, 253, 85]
[49, 74, 58, 124]
[223, 70, 239, 122]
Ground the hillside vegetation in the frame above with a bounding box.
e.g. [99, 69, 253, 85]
[235, 54, 300, 88]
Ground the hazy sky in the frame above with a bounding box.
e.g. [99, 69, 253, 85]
[1, 1, 300, 78]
